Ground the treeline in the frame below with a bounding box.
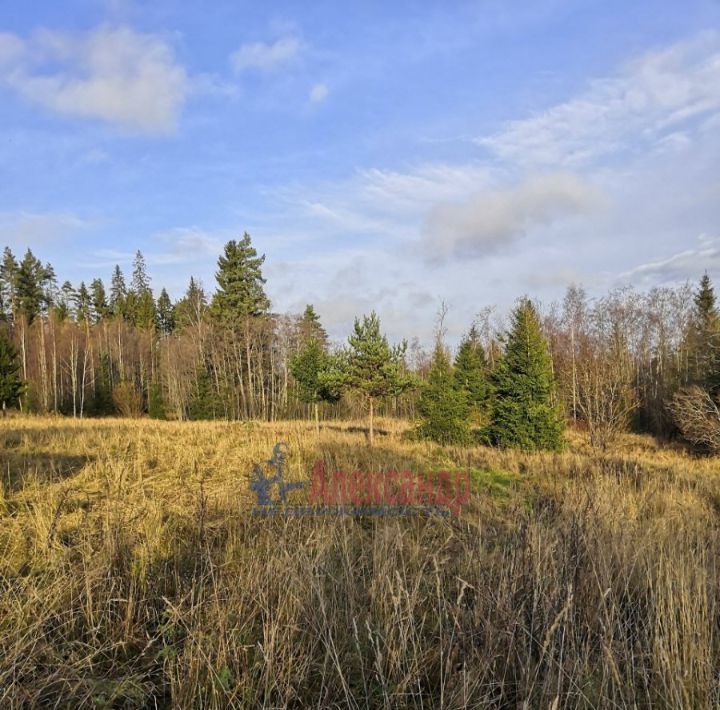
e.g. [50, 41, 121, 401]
[0, 232, 717, 451]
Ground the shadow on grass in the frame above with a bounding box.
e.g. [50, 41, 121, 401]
[0, 428, 94, 493]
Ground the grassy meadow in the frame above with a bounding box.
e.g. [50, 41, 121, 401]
[1, 416, 719, 708]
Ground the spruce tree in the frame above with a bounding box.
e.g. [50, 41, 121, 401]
[188, 366, 221, 420]
[175, 277, 206, 330]
[157, 288, 175, 335]
[298, 304, 328, 346]
[148, 382, 166, 419]
[110, 265, 128, 319]
[128, 251, 156, 329]
[688, 274, 720, 391]
[454, 324, 490, 425]
[0, 328, 23, 414]
[416, 341, 470, 445]
[291, 336, 344, 434]
[211, 234, 269, 324]
[489, 299, 565, 451]
[73, 282, 92, 322]
[90, 278, 109, 322]
[346, 311, 412, 445]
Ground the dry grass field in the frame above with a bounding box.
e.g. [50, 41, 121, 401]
[1, 416, 719, 708]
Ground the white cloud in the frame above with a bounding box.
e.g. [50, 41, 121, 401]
[230, 36, 303, 73]
[0, 26, 188, 134]
[477, 31, 720, 167]
[309, 82, 329, 103]
[422, 173, 601, 260]
[0, 32, 24, 65]
[618, 234, 720, 286]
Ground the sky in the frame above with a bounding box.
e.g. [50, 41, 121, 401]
[1, 0, 719, 345]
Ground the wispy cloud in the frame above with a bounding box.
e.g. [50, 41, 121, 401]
[230, 36, 303, 73]
[0, 211, 93, 246]
[0, 25, 188, 134]
[477, 31, 720, 167]
[618, 234, 720, 286]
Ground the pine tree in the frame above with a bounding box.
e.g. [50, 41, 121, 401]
[416, 341, 470, 445]
[346, 311, 412, 445]
[489, 299, 565, 451]
[110, 265, 128, 320]
[454, 324, 490, 425]
[54, 281, 75, 321]
[157, 288, 175, 335]
[291, 337, 344, 434]
[90, 278, 109, 322]
[0, 328, 23, 413]
[210, 234, 270, 324]
[16, 249, 51, 323]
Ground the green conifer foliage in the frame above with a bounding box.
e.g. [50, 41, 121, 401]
[416, 342, 470, 445]
[454, 324, 490, 425]
[347, 311, 413, 445]
[211, 234, 269, 324]
[0, 328, 24, 413]
[489, 299, 565, 451]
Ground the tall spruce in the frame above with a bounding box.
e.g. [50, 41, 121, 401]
[416, 341, 470, 445]
[90, 278, 109, 322]
[454, 324, 490, 425]
[346, 311, 412, 445]
[175, 277, 206, 330]
[128, 251, 156, 329]
[688, 274, 720, 391]
[0, 328, 23, 413]
[156, 288, 175, 335]
[297, 304, 328, 346]
[489, 299, 565, 451]
[110, 265, 128, 319]
[211, 234, 269, 323]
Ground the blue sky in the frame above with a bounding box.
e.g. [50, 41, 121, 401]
[1, 1, 719, 343]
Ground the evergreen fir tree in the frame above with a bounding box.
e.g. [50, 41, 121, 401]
[188, 366, 221, 420]
[88, 353, 114, 415]
[110, 265, 128, 320]
[454, 324, 490, 425]
[0, 328, 24, 413]
[416, 341, 470, 445]
[90, 278, 109, 322]
[489, 299, 565, 451]
[128, 251, 156, 329]
[210, 234, 270, 324]
[688, 273, 720, 391]
[297, 304, 328, 346]
[346, 311, 413, 445]
[148, 382, 166, 419]
[156, 288, 175, 335]
[73, 282, 92, 322]
[291, 336, 344, 434]
[175, 277, 206, 330]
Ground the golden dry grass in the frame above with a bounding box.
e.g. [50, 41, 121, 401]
[1, 416, 719, 708]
